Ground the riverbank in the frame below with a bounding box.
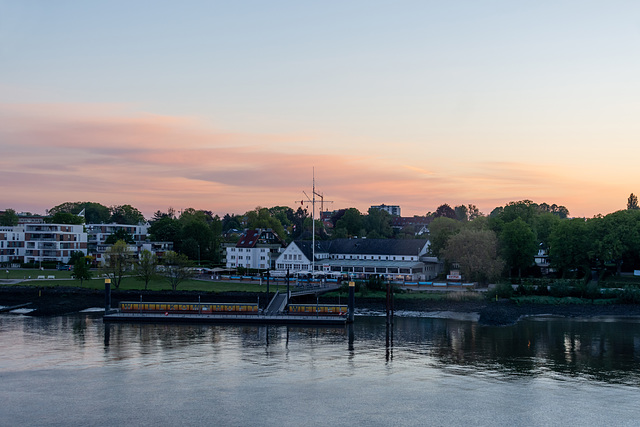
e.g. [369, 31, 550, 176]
[3, 285, 640, 325]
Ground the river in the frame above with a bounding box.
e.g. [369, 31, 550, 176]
[1, 313, 639, 426]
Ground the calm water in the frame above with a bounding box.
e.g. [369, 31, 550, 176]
[1, 313, 640, 426]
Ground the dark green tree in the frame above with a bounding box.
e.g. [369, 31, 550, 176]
[428, 217, 462, 257]
[105, 228, 135, 244]
[500, 218, 537, 278]
[110, 204, 145, 225]
[47, 212, 84, 225]
[72, 254, 92, 286]
[49, 202, 111, 224]
[434, 204, 457, 219]
[334, 208, 363, 237]
[549, 218, 590, 278]
[0, 209, 19, 226]
[365, 208, 393, 238]
[628, 193, 639, 210]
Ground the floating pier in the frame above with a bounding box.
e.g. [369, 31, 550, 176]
[102, 283, 356, 326]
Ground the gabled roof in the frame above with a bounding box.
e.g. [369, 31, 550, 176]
[236, 230, 261, 248]
[236, 228, 286, 248]
[291, 238, 429, 261]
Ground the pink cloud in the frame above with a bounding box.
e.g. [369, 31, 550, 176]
[0, 103, 627, 219]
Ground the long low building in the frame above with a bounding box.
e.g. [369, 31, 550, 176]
[275, 238, 442, 280]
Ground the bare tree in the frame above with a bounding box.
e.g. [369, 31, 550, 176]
[101, 240, 133, 289]
[134, 249, 159, 290]
[162, 251, 194, 291]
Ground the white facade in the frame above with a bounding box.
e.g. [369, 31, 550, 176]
[0, 224, 88, 265]
[275, 244, 312, 272]
[226, 246, 275, 270]
[0, 226, 26, 265]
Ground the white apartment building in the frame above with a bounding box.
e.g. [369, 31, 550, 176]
[225, 229, 286, 270]
[370, 204, 401, 216]
[0, 224, 88, 265]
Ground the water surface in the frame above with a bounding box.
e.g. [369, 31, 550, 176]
[1, 314, 639, 426]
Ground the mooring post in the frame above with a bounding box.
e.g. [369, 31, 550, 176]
[286, 269, 290, 301]
[386, 281, 391, 327]
[348, 281, 355, 323]
[104, 278, 111, 313]
[266, 270, 270, 310]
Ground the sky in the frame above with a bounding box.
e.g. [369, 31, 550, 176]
[1, 1, 639, 219]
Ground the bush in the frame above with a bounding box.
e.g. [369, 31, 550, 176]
[365, 276, 385, 292]
[549, 280, 571, 298]
[487, 282, 514, 300]
[617, 286, 640, 304]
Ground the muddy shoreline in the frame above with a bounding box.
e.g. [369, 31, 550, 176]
[3, 286, 640, 325]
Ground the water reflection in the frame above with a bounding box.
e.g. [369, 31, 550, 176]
[359, 316, 640, 385]
[3, 313, 640, 386]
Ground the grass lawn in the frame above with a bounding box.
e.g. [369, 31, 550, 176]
[1, 269, 293, 293]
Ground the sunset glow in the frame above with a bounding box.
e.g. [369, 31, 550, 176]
[2, 2, 639, 219]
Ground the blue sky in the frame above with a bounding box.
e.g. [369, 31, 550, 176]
[2, 1, 639, 218]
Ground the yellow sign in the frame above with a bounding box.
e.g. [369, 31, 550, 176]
[349, 281, 355, 287]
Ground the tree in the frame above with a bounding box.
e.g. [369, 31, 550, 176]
[500, 218, 537, 278]
[588, 210, 640, 275]
[454, 205, 469, 221]
[334, 208, 363, 237]
[49, 202, 111, 224]
[365, 208, 393, 238]
[105, 228, 135, 244]
[628, 193, 639, 210]
[149, 215, 180, 242]
[534, 212, 561, 249]
[442, 229, 504, 284]
[0, 209, 19, 226]
[134, 249, 158, 290]
[467, 204, 483, 220]
[72, 254, 93, 286]
[245, 207, 286, 239]
[162, 251, 194, 291]
[434, 204, 457, 219]
[549, 218, 590, 278]
[110, 204, 145, 225]
[428, 217, 462, 257]
[101, 240, 133, 289]
[47, 212, 84, 225]
[69, 250, 86, 266]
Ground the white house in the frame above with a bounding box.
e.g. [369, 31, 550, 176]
[275, 238, 442, 280]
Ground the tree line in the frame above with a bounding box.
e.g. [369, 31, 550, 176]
[3, 194, 640, 283]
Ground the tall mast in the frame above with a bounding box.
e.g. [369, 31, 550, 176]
[312, 168, 315, 274]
